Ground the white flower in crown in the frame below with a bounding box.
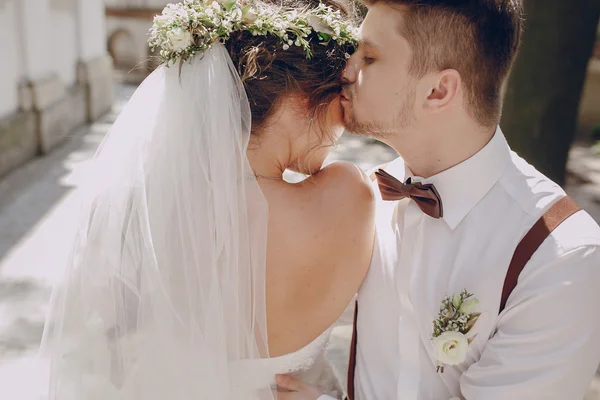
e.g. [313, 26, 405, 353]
[168, 27, 194, 53]
[432, 289, 480, 373]
[307, 15, 334, 35]
[242, 7, 258, 24]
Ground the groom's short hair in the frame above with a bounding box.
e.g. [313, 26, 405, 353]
[363, 0, 523, 127]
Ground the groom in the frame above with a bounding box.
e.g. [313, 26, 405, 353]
[277, 0, 600, 399]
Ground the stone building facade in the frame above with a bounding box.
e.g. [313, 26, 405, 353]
[105, 0, 168, 83]
[0, 0, 113, 179]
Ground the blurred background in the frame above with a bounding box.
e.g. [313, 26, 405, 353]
[0, 0, 598, 398]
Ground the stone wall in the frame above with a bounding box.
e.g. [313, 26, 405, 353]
[79, 55, 115, 122]
[0, 0, 22, 119]
[0, 0, 113, 179]
[26, 76, 87, 154]
[0, 112, 37, 179]
[106, 7, 162, 84]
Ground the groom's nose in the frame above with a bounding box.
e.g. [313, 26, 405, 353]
[342, 52, 359, 84]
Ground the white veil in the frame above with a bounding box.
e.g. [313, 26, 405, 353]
[39, 44, 273, 399]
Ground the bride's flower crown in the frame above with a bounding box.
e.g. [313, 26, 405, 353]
[149, 0, 359, 65]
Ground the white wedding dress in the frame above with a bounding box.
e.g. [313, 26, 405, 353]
[232, 326, 344, 398]
[39, 44, 345, 400]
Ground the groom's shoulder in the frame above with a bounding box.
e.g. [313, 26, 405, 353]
[499, 151, 600, 247]
[498, 151, 567, 216]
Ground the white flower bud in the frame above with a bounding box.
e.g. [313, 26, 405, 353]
[459, 297, 479, 315]
[452, 294, 461, 309]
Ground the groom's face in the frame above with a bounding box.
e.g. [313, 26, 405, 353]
[341, 4, 417, 136]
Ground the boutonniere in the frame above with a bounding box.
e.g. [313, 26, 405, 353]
[432, 289, 480, 373]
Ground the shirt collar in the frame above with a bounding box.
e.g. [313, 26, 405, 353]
[385, 127, 511, 230]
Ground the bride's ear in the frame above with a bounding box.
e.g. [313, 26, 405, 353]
[423, 69, 460, 112]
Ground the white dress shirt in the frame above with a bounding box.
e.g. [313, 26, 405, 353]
[354, 128, 600, 400]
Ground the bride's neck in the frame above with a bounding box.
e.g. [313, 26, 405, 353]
[247, 105, 311, 179]
[247, 125, 296, 179]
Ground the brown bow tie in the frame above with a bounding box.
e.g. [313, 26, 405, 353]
[375, 169, 444, 219]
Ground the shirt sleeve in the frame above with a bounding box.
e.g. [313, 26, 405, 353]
[460, 244, 600, 399]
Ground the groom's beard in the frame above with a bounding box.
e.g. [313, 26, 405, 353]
[341, 84, 415, 137]
[342, 100, 415, 138]
[342, 107, 386, 138]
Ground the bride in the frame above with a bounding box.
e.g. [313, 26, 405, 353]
[39, 0, 374, 398]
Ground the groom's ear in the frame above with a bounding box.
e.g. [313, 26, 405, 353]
[423, 69, 461, 112]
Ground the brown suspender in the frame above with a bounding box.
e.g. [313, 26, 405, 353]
[498, 196, 581, 312]
[346, 196, 581, 400]
[347, 301, 359, 400]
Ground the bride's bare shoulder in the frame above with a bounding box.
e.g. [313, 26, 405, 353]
[307, 162, 375, 292]
[315, 161, 371, 190]
[310, 161, 375, 224]
[269, 161, 374, 237]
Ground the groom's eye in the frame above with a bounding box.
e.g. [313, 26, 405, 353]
[362, 56, 375, 65]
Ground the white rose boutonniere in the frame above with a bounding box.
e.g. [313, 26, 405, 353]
[432, 331, 469, 367]
[432, 289, 480, 372]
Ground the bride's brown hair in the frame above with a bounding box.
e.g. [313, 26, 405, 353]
[224, 0, 357, 138]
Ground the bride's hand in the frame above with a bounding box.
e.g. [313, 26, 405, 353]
[275, 374, 330, 400]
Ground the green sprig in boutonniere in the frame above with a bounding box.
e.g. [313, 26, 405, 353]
[432, 289, 480, 373]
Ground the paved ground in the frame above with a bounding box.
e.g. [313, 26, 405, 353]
[1, 84, 600, 398]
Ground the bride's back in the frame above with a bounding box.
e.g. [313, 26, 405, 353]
[261, 163, 374, 357]
[223, 0, 375, 358]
